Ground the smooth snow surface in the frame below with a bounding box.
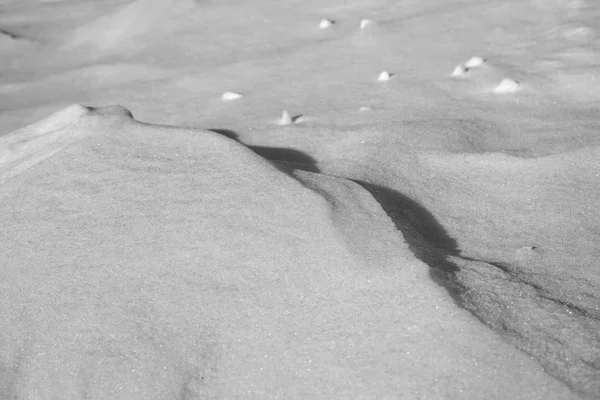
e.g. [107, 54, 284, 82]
[1, 0, 599, 398]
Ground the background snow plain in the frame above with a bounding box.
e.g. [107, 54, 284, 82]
[0, 0, 599, 398]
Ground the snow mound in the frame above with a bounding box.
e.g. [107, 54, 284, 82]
[0, 106, 572, 399]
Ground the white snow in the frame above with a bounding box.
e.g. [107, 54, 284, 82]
[464, 56, 486, 68]
[221, 91, 243, 101]
[276, 110, 293, 125]
[494, 78, 521, 93]
[360, 18, 373, 30]
[318, 19, 334, 29]
[377, 71, 392, 81]
[451, 64, 468, 77]
[1, 0, 599, 398]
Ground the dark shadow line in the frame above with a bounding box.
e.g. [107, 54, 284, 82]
[208, 128, 320, 174]
[353, 180, 465, 303]
[209, 128, 462, 300]
[0, 29, 26, 40]
[203, 131, 598, 396]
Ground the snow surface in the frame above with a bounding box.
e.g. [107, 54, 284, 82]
[1, 0, 599, 398]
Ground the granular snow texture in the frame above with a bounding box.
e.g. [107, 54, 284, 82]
[1, 0, 599, 398]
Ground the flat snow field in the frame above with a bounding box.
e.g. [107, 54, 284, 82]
[1, 0, 599, 398]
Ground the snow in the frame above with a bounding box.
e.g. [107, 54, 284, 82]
[221, 91, 243, 101]
[1, 0, 599, 398]
[276, 110, 293, 126]
[493, 78, 521, 93]
[464, 56, 486, 69]
[360, 19, 373, 30]
[377, 70, 392, 82]
[318, 19, 334, 30]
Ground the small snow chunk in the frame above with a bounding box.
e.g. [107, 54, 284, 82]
[221, 91, 243, 101]
[494, 78, 521, 93]
[451, 64, 468, 77]
[465, 56, 486, 68]
[319, 19, 334, 29]
[360, 19, 373, 30]
[359, 106, 371, 112]
[377, 71, 392, 82]
[516, 245, 539, 257]
[521, 245, 537, 251]
[277, 110, 293, 125]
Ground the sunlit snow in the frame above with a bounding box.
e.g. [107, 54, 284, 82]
[1, 0, 599, 398]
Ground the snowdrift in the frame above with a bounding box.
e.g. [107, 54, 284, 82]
[0, 105, 574, 399]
